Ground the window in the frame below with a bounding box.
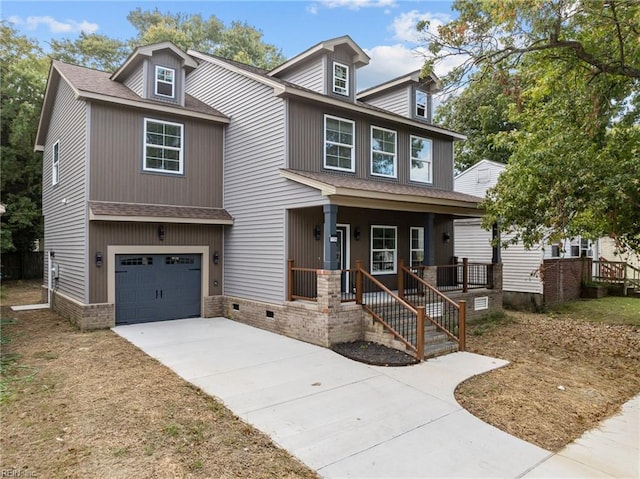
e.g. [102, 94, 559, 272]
[477, 168, 490, 183]
[371, 226, 397, 274]
[143, 119, 184, 174]
[155, 66, 175, 98]
[333, 62, 349, 96]
[410, 227, 424, 267]
[410, 135, 433, 184]
[324, 115, 355, 172]
[52, 141, 59, 185]
[371, 126, 397, 178]
[416, 90, 429, 119]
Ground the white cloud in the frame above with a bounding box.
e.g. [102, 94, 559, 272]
[307, 4, 319, 14]
[389, 10, 452, 43]
[318, 0, 397, 11]
[358, 44, 424, 90]
[9, 15, 99, 35]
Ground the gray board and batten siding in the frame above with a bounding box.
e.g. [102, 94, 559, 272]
[186, 58, 324, 304]
[42, 77, 89, 303]
[287, 98, 455, 190]
[88, 222, 223, 304]
[88, 102, 224, 207]
[325, 46, 358, 101]
[145, 50, 185, 105]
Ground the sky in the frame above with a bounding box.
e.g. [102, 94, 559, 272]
[1, 0, 461, 90]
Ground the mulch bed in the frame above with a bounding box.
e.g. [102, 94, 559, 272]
[331, 340, 419, 366]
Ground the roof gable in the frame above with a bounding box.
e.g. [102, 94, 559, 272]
[357, 70, 442, 101]
[268, 35, 370, 78]
[111, 41, 198, 82]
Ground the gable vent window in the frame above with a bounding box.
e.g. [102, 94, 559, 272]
[333, 62, 349, 96]
[416, 90, 429, 119]
[155, 66, 175, 98]
[143, 118, 184, 174]
[52, 140, 60, 185]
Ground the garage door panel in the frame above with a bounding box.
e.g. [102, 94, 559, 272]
[115, 254, 202, 325]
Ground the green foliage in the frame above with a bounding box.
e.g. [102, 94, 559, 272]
[49, 33, 129, 72]
[423, 1, 640, 254]
[0, 23, 47, 253]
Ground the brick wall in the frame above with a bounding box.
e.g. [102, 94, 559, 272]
[203, 295, 224, 317]
[542, 258, 586, 306]
[51, 290, 115, 330]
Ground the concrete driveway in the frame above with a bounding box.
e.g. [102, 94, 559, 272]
[113, 317, 637, 478]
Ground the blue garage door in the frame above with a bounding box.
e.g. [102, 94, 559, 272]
[115, 254, 201, 325]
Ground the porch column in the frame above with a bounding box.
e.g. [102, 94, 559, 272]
[423, 213, 435, 266]
[492, 222, 501, 264]
[323, 204, 338, 270]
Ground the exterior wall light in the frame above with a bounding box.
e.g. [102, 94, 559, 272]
[313, 225, 321, 241]
[354, 227, 361, 241]
[158, 225, 165, 241]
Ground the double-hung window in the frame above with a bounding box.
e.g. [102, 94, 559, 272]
[143, 119, 184, 174]
[415, 90, 429, 119]
[324, 115, 355, 172]
[155, 66, 175, 98]
[371, 126, 397, 178]
[52, 141, 60, 185]
[333, 62, 349, 96]
[371, 226, 397, 275]
[410, 135, 433, 184]
[410, 227, 424, 267]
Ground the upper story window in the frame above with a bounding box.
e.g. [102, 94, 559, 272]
[410, 135, 433, 184]
[333, 62, 349, 96]
[155, 66, 175, 98]
[410, 227, 424, 267]
[52, 141, 60, 185]
[371, 225, 397, 275]
[143, 119, 183, 174]
[371, 126, 397, 178]
[324, 115, 355, 172]
[415, 90, 429, 119]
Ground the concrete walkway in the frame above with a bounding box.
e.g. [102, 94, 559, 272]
[113, 317, 638, 478]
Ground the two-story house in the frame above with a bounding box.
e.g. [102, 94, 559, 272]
[37, 36, 501, 359]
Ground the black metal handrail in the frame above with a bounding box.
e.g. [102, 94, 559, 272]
[400, 264, 466, 350]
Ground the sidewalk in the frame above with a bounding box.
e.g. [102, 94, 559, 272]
[113, 317, 638, 478]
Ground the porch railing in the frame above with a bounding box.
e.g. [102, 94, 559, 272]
[413, 258, 493, 292]
[288, 260, 318, 301]
[399, 261, 466, 351]
[590, 259, 640, 291]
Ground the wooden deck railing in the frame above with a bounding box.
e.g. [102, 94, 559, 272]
[399, 261, 466, 351]
[412, 258, 493, 292]
[591, 259, 640, 291]
[288, 260, 318, 301]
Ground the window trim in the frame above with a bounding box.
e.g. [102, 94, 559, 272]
[52, 140, 59, 185]
[154, 65, 176, 98]
[370, 225, 397, 275]
[324, 114, 355, 173]
[332, 61, 349, 96]
[415, 89, 429, 119]
[410, 135, 433, 184]
[143, 118, 184, 175]
[410, 226, 425, 267]
[370, 125, 397, 178]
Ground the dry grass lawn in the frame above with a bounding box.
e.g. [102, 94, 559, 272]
[1, 280, 319, 479]
[456, 303, 640, 452]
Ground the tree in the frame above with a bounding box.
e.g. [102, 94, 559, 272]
[0, 23, 48, 253]
[421, 0, 640, 253]
[434, 69, 518, 171]
[217, 21, 286, 70]
[49, 33, 129, 72]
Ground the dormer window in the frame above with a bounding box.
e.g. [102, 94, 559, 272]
[333, 62, 349, 96]
[416, 90, 429, 119]
[155, 66, 175, 98]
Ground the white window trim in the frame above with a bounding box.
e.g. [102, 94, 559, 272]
[333, 61, 349, 96]
[370, 225, 397, 275]
[324, 114, 355, 173]
[143, 118, 184, 175]
[155, 65, 175, 98]
[410, 135, 433, 184]
[410, 226, 424, 267]
[415, 90, 429, 119]
[370, 125, 397, 178]
[52, 141, 59, 185]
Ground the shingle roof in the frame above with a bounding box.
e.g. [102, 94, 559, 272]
[54, 61, 227, 119]
[89, 201, 233, 223]
[281, 169, 484, 205]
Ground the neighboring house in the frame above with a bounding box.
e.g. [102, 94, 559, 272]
[454, 160, 598, 309]
[36, 37, 500, 357]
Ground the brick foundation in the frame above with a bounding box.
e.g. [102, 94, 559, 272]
[51, 290, 115, 331]
[542, 258, 586, 306]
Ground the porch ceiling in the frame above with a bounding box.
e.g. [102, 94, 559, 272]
[280, 169, 484, 218]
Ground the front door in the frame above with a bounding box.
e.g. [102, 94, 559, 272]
[336, 225, 350, 292]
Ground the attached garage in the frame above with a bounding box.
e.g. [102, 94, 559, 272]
[115, 253, 202, 325]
